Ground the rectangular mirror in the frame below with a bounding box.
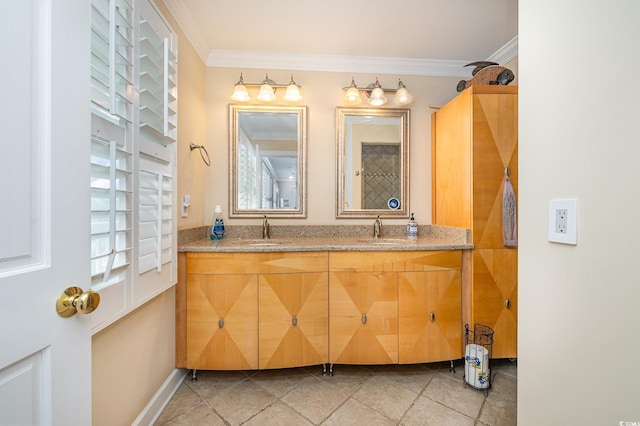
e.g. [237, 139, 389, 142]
[229, 105, 307, 218]
[336, 107, 410, 218]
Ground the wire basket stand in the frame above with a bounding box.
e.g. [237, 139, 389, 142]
[463, 323, 494, 396]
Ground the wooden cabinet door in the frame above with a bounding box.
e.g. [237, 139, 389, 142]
[258, 272, 329, 369]
[472, 249, 517, 358]
[329, 271, 398, 364]
[187, 274, 258, 370]
[471, 92, 518, 248]
[398, 271, 462, 364]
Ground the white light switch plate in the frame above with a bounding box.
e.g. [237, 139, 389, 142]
[548, 199, 578, 245]
[181, 194, 191, 218]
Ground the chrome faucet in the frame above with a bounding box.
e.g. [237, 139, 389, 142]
[373, 215, 382, 239]
[262, 215, 270, 239]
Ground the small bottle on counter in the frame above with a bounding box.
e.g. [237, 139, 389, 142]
[211, 205, 225, 240]
[407, 213, 418, 239]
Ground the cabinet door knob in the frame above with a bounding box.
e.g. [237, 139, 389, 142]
[505, 299, 511, 309]
[362, 313, 367, 324]
[218, 318, 224, 328]
[430, 312, 435, 323]
[292, 315, 298, 326]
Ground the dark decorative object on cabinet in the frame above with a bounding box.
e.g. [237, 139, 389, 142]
[457, 61, 515, 92]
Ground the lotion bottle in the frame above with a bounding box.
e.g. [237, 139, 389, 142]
[407, 213, 418, 239]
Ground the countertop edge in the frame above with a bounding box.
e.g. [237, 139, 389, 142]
[179, 237, 473, 253]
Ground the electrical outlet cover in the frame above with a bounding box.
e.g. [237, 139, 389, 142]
[548, 199, 578, 245]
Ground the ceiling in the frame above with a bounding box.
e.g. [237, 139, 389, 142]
[163, 0, 518, 78]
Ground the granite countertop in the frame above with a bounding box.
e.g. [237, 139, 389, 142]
[178, 225, 472, 253]
[179, 236, 472, 252]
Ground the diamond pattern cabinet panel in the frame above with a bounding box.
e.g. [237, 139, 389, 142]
[472, 93, 518, 248]
[471, 248, 517, 359]
[432, 86, 517, 248]
[398, 270, 462, 364]
[258, 272, 329, 369]
[329, 271, 398, 365]
[186, 273, 258, 370]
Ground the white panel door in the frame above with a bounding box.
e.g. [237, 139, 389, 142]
[0, 1, 92, 425]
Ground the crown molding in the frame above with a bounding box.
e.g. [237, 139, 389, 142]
[163, 0, 518, 77]
[162, 0, 210, 63]
[487, 35, 519, 65]
[207, 50, 477, 77]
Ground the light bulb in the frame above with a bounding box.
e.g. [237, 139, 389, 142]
[394, 80, 413, 105]
[257, 83, 276, 102]
[345, 86, 362, 105]
[284, 84, 302, 102]
[230, 73, 251, 102]
[230, 84, 250, 102]
[368, 87, 387, 106]
[394, 87, 413, 105]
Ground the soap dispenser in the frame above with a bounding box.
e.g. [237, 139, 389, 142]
[407, 213, 418, 239]
[211, 205, 225, 240]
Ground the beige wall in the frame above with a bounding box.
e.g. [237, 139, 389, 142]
[519, 0, 640, 423]
[160, 2, 208, 230]
[203, 68, 463, 227]
[91, 1, 206, 423]
[92, 289, 176, 425]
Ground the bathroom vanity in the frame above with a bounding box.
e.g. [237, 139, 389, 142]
[176, 227, 472, 376]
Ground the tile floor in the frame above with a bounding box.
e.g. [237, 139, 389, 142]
[155, 360, 517, 425]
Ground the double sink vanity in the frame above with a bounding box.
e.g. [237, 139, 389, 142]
[176, 225, 472, 378]
[175, 86, 518, 377]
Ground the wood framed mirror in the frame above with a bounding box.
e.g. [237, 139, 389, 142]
[336, 107, 410, 218]
[229, 105, 307, 218]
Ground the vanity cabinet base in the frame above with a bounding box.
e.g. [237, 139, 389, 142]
[179, 250, 463, 371]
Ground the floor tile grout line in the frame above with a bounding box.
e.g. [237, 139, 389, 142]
[182, 379, 231, 426]
[160, 363, 515, 425]
[348, 374, 421, 424]
[393, 383, 425, 426]
[419, 372, 485, 423]
[474, 396, 489, 425]
[154, 383, 202, 425]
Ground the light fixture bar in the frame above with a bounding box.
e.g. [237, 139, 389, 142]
[342, 77, 413, 106]
[231, 73, 303, 103]
[234, 75, 303, 89]
[341, 85, 400, 92]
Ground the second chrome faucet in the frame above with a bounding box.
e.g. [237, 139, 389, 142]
[373, 215, 382, 239]
[262, 215, 270, 239]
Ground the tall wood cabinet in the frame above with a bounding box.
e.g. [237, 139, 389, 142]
[431, 86, 518, 358]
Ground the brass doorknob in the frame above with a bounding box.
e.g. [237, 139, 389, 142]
[56, 286, 100, 317]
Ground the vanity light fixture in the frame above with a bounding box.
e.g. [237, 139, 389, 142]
[257, 74, 277, 102]
[394, 79, 413, 105]
[344, 77, 362, 105]
[230, 73, 304, 103]
[230, 73, 251, 102]
[368, 78, 387, 106]
[284, 75, 303, 102]
[342, 77, 413, 106]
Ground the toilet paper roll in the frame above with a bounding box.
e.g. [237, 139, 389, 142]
[465, 343, 490, 389]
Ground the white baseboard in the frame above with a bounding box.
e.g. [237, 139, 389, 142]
[132, 368, 188, 426]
